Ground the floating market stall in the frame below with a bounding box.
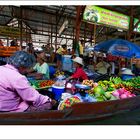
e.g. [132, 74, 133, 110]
[1, 68, 140, 125]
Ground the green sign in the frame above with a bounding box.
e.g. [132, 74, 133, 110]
[83, 6, 130, 30]
[0, 25, 29, 38]
[134, 18, 140, 33]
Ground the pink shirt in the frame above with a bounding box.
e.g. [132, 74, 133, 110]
[0, 64, 50, 112]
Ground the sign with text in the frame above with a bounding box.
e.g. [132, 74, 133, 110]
[0, 26, 29, 38]
[83, 6, 130, 30]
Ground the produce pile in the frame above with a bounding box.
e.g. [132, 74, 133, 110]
[54, 70, 64, 77]
[39, 80, 55, 88]
[58, 96, 82, 110]
[31, 80, 55, 89]
[81, 77, 140, 102]
[57, 76, 140, 110]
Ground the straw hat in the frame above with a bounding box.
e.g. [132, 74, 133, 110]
[121, 68, 134, 75]
[72, 57, 84, 66]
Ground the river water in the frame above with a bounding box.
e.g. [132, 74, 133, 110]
[82, 107, 140, 125]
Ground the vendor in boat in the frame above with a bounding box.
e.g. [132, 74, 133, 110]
[0, 51, 55, 112]
[132, 59, 140, 76]
[56, 44, 67, 70]
[95, 57, 111, 75]
[67, 57, 88, 81]
[27, 48, 50, 80]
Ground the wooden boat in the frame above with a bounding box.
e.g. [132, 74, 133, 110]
[0, 93, 140, 125]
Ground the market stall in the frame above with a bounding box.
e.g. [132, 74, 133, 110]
[28, 68, 140, 111]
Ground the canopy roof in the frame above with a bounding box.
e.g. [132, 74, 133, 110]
[0, 5, 140, 47]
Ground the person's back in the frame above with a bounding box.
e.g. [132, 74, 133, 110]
[10, 39, 18, 46]
[0, 51, 55, 112]
[132, 60, 140, 76]
[0, 64, 29, 112]
[0, 39, 3, 46]
[10, 40, 15, 46]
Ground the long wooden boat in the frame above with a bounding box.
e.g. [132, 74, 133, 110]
[0, 93, 140, 125]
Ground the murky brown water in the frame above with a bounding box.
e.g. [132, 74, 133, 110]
[82, 108, 140, 125]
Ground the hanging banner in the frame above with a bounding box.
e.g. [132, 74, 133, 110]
[134, 18, 140, 33]
[0, 25, 29, 38]
[83, 6, 130, 30]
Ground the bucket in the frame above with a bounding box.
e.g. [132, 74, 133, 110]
[52, 85, 65, 101]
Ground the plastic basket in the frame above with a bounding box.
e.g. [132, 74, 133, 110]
[121, 74, 135, 80]
[30, 80, 53, 90]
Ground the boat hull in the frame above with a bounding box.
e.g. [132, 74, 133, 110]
[0, 95, 140, 125]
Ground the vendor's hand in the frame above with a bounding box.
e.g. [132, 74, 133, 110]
[51, 99, 57, 106]
[35, 73, 43, 80]
[35, 75, 42, 80]
[67, 77, 72, 81]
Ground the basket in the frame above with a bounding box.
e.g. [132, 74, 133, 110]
[121, 74, 135, 80]
[30, 80, 54, 90]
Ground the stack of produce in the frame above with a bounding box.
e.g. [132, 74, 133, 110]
[31, 80, 55, 89]
[112, 88, 136, 99]
[82, 80, 98, 95]
[82, 77, 137, 102]
[54, 70, 64, 77]
[58, 96, 82, 110]
[39, 80, 55, 88]
[126, 76, 140, 89]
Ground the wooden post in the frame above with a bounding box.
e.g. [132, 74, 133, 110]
[127, 7, 134, 70]
[75, 6, 82, 43]
[93, 24, 96, 45]
[127, 6, 134, 41]
[55, 12, 58, 52]
[51, 24, 53, 48]
[84, 23, 86, 45]
[90, 28, 93, 46]
[74, 6, 86, 55]
[73, 27, 75, 40]
[7, 37, 9, 46]
[19, 7, 23, 50]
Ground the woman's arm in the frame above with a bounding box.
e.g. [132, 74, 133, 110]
[13, 75, 51, 107]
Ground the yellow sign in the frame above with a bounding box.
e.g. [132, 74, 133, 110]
[0, 26, 30, 38]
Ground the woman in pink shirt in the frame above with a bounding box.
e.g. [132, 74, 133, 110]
[68, 57, 88, 81]
[0, 51, 55, 112]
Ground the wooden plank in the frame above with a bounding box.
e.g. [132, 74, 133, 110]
[70, 96, 140, 117]
[0, 110, 70, 119]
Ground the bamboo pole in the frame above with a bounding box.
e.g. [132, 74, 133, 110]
[19, 7, 23, 50]
[93, 24, 96, 45]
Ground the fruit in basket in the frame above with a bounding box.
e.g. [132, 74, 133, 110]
[110, 94, 118, 100]
[58, 96, 82, 110]
[96, 96, 104, 102]
[112, 88, 136, 99]
[54, 70, 64, 77]
[120, 94, 128, 99]
[39, 80, 55, 88]
[93, 86, 105, 95]
[112, 90, 120, 98]
[82, 80, 94, 87]
[104, 91, 112, 99]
